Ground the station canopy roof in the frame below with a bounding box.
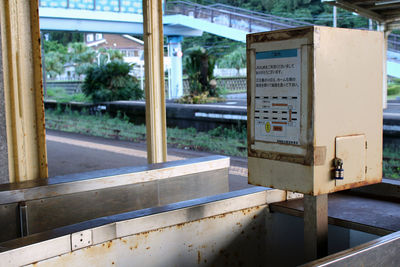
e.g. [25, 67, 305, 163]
[322, 0, 400, 30]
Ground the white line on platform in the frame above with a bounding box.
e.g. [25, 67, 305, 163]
[46, 133, 249, 177]
[46, 134, 184, 161]
[383, 125, 400, 132]
[384, 112, 400, 117]
[195, 112, 247, 120]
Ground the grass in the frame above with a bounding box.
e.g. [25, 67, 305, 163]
[45, 109, 400, 180]
[383, 143, 400, 179]
[46, 88, 91, 103]
[387, 79, 400, 100]
[45, 108, 247, 157]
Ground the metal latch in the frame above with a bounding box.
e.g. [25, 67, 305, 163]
[333, 158, 344, 180]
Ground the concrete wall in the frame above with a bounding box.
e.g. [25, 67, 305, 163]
[0, 28, 9, 184]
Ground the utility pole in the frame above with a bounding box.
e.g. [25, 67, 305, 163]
[333, 6, 337, 27]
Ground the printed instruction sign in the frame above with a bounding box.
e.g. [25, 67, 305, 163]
[254, 48, 301, 145]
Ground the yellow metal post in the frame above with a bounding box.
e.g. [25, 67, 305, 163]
[0, 0, 48, 182]
[142, 0, 167, 164]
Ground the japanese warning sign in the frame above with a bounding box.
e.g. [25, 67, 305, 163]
[254, 48, 301, 145]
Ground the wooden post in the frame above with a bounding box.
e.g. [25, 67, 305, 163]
[0, 24, 9, 184]
[142, 0, 167, 164]
[0, 0, 48, 182]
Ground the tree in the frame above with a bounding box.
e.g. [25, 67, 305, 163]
[97, 48, 124, 66]
[43, 40, 68, 54]
[42, 39, 68, 79]
[218, 46, 246, 75]
[44, 51, 66, 79]
[44, 31, 84, 46]
[184, 46, 218, 97]
[82, 61, 143, 103]
[68, 42, 96, 77]
[182, 32, 242, 58]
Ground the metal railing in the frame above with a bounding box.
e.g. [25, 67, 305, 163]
[209, 3, 312, 28]
[165, 1, 309, 32]
[388, 33, 400, 53]
[39, 0, 400, 54]
[39, 0, 143, 14]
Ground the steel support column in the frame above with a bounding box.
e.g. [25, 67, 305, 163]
[167, 36, 183, 99]
[377, 22, 391, 109]
[304, 194, 328, 261]
[142, 0, 167, 163]
[0, 0, 48, 182]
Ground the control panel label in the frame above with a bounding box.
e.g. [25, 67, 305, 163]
[254, 48, 301, 145]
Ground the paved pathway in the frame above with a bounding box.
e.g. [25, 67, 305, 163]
[46, 129, 251, 191]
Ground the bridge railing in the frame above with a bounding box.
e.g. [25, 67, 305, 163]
[209, 3, 312, 28]
[39, 0, 143, 14]
[388, 33, 400, 53]
[165, 1, 304, 32]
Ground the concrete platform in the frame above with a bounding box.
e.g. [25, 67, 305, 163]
[46, 129, 400, 238]
[46, 129, 252, 192]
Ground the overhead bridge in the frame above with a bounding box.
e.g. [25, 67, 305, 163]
[38, 0, 400, 98]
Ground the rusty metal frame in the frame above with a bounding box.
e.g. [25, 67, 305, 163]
[0, 186, 282, 266]
[0, 0, 48, 182]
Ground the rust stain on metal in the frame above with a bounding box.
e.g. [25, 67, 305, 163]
[249, 149, 310, 166]
[197, 251, 201, 264]
[247, 26, 313, 44]
[313, 146, 327, 166]
[146, 246, 150, 250]
[241, 206, 260, 216]
[107, 241, 112, 248]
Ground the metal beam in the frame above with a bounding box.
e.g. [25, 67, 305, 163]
[38, 8, 203, 36]
[142, 0, 167, 164]
[0, 0, 48, 182]
[322, 0, 385, 23]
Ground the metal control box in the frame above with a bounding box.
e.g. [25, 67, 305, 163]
[247, 26, 383, 195]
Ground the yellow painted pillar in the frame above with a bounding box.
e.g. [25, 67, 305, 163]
[0, 0, 48, 182]
[142, 0, 167, 164]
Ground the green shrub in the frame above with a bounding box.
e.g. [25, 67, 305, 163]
[388, 84, 400, 96]
[46, 88, 90, 103]
[46, 87, 71, 103]
[176, 92, 224, 104]
[82, 61, 143, 103]
[183, 46, 218, 97]
[70, 93, 90, 102]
